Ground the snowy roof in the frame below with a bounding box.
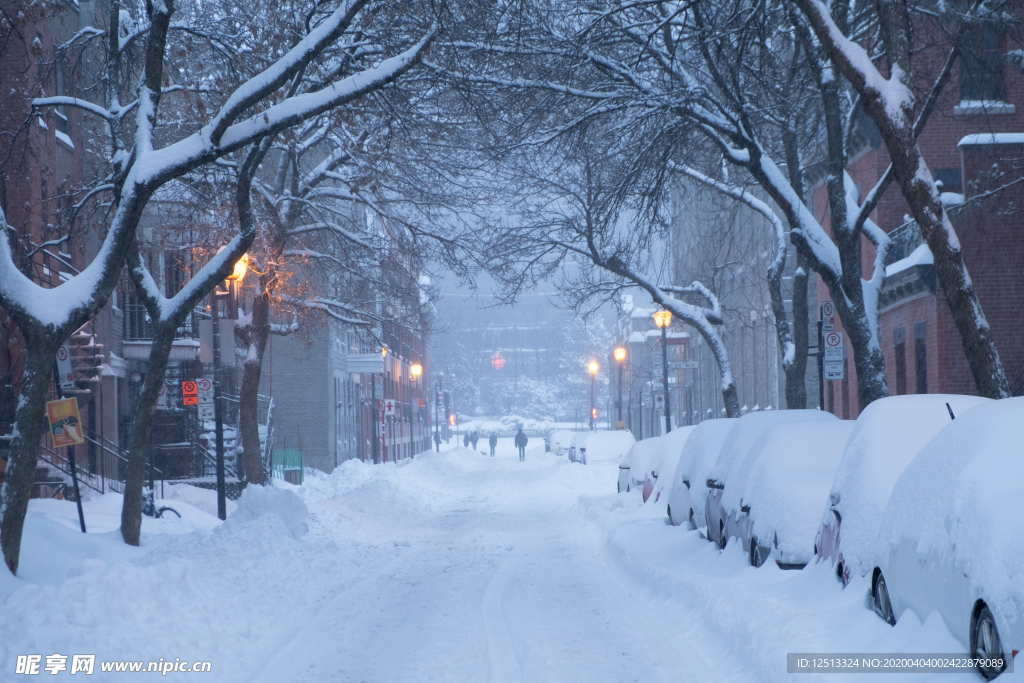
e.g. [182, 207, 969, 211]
[958, 132, 1024, 146]
[885, 243, 932, 278]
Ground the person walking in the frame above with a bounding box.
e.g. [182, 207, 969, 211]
[488, 432, 498, 457]
[434, 430, 441, 452]
[470, 430, 479, 451]
[463, 433, 470, 448]
[514, 428, 528, 462]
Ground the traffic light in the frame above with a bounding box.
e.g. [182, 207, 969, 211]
[591, 407, 597, 420]
[448, 414, 455, 426]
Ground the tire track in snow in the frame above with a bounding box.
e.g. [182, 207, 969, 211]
[482, 556, 522, 683]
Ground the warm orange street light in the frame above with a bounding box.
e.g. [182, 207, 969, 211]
[587, 360, 599, 431]
[588, 361, 599, 376]
[410, 363, 422, 380]
[381, 346, 388, 358]
[653, 309, 672, 328]
[614, 347, 626, 362]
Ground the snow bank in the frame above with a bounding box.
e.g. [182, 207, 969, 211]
[826, 394, 991, 580]
[742, 420, 854, 562]
[876, 397, 1024, 623]
[226, 486, 309, 538]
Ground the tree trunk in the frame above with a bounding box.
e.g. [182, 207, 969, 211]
[787, 254, 810, 409]
[239, 279, 271, 486]
[720, 380, 740, 419]
[0, 338, 62, 574]
[121, 328, 176, 546]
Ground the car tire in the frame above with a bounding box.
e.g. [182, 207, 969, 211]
[873, 572, 895, 625]
[749, 537, 762, 567]
[617, 482, 621, 494]
[718, 520, 726, 549]
[667, 504, 673, 524]
[688, 508, 694, 528]
[971, 604, 1007, 680]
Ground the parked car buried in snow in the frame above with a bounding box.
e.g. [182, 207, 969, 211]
[815, 394, 991, 585]
[870, 397, 1024, 680]
[617, 437, 663, 494]
[547, 429, 573, 456]
[666, 419, 736, 529]
[730, 420, 853, 569]
[705, 410, 837, 549]
[644, 426, 695, 505]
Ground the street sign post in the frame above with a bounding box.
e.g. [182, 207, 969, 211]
[197, 377, 215, 421]
[654, 393, 665, 410]
[182, 380, 198, 406]
[385, 399, 397, 416]
[823, 331, 844, 380]
[821, 301, 836, 332]
[56, 344, 75, 391]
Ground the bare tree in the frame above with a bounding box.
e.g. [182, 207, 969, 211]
[0, 0, 438, 572]
[792, 0, 1016, 398]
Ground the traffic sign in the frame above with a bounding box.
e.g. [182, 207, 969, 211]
[384, 399, 397, 415]
[654, 393, 665, 410]
[673, 360, 699, 369]
[197, 378, 214, 405]
[823, 331, 844, 360]
[374, 376, 384, 395]
[418, 398, 424, 408]
[182, 380, 198, 406]
[56, 344, 75, 390]
[824, 361, 844, 380]
[199, 404, 215, 421]
[821, 301, 836, 331]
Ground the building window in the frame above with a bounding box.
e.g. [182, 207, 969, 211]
[961, 25, 1005, 101]
[914, 321, 928, 394]
[894, 326, 907, 395]
[934, 169, 962, 194]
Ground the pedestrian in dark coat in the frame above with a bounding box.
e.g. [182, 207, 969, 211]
[488, 432, 498, 457]
[463, 433, 470, 448]
[470, 430, 479, 451]
[514, 428, 528, 462]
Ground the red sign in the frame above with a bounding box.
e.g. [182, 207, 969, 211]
[182, 380, 198, 406]
[418, 398, 424, 408]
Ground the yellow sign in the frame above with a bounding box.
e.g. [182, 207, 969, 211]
[46, 397, 85, 447]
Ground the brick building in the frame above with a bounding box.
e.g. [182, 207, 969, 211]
[810, 25, 1024, 419]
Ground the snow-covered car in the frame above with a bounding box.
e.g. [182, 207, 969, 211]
[731, 420, 854, 568]
[666, 419, 737, 528]
[617, 437, 663, 494]
[547, 429, 574, 456]
[705, 410, 837, 549]
[643, 426, 695, 504]
[816, 394, 991, 584]
[870, 397, 1024, 680]
[568, 432, 588, 464]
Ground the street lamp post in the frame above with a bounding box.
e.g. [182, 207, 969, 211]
[435, 372, 444, 451]
[653, 309, 673, 434]
[587, 361, 599, 431]
[410, 363, 422, 455]
[614, 346, 626, 427]
[212, 251, 248, 520]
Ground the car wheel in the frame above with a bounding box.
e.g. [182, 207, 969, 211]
[749, 537, 762, 567]
[688, 508, 694, 528]
[971, 604, 1007, 680]
[718, 520, 726, 549]
[667, 504, 673, 524]
[617, 482, 621, 493]
[873, 572, 895, 625]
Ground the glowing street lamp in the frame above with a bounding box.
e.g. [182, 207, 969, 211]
[653, 309, 672, 433]
[614, 347, 626, 426]
[410, 363, 422, 380]
[588, 361, 599, 431]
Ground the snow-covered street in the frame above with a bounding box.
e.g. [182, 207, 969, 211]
[0, 435, 991, 681]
